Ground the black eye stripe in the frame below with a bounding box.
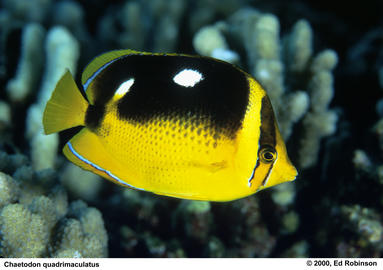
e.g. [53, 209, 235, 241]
[248, 95, 277, 187]
[259, 96, 276, 148]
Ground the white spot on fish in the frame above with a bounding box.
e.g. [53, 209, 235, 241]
[114, 78, 135, 98]
[173, 69, 203, 87]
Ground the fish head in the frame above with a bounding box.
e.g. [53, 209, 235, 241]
[255, 122, 298, 192]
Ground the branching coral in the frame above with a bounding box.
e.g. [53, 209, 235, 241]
[52, 200, 108, 258]
[0, 203, 50, 257]
[118, 189, 279, 257]
[25, 26, 79, 171]
[193, 23, 239, 63]
[1, 0, 53, 23]
[59, 164, 103, 202]
[5, 23, 45, 103]
[99, 0, 187, 52]
[335, 205, 383, 257]
[0, 151, 108, 258]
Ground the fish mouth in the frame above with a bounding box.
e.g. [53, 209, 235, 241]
[282, 159, 298, 183]
[256, 159, 298, 192]
[287, 164, 298, 182]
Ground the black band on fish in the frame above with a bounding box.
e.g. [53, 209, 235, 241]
[248, 96, 277, 188]
[85, 105, 105, 130]
[259, 96, 276, 147]
[89, 54, 249, 138]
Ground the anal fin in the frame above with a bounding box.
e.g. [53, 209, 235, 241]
[63, 128, 143, 190]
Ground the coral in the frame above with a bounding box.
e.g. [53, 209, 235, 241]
[0, 101, 11, 134]
[0, 150, 108, 258]
[59, 163, 103, 202]
[119, 225, 186, 258]
[117, 189, 280, 257]
[116, 1, 147, 50]
[193, 25, 228, 56]
[298, 50, 338, 168]
[335, 205, 383, 257]
[281, 211, 299, 234]
[188, 0, 249, 33]
[149, 0, 187, 52]
[174, 201, 212, 243]
[193, 23, 239, 63]
[270, 182, 296, 206]
[51, 0, 90, 45]
[52, 200, 108, 258]
[267, 181, 300, 235]
[352, 149, 372, 172]
[206, 237, 225, 257]
[1, 0, 53, 23]
[0, 203, 49, 257]
[0, 172, 20, 209]
[99, 0, 187, 52]
[281, 241, 309, 257]
[120, 189, 159, 227]
[285, 20, 313, 73]
[25, 26, 79, 171]
[373, 119, 383, 152]
[5, 23, 45, 103]
[53, 249, 82, 258]
[212, 197, 276, 257]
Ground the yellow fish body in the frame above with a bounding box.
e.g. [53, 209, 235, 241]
[43, 50, 297, 201]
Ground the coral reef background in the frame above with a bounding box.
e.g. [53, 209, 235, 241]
[0, 0, 382, 257]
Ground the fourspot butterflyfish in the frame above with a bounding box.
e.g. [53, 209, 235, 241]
[43, 49, 297, 201]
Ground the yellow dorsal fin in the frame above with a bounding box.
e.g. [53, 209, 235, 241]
[81, 49, 143, 104]
[81, 49, 180, 104]
[81, 49, 183, 105]
[43, 70, 88, 134]
[81, 49, 142, 86]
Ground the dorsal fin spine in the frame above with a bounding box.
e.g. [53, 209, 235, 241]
[83, 57, 122, 91]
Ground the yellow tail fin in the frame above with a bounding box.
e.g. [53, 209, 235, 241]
[43, 70, 88, 134]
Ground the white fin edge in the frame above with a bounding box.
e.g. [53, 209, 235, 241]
[82, 57, 122, 92]
[67, 142, 144, 191]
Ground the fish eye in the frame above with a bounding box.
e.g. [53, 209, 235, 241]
[259, 146, 277, 163]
